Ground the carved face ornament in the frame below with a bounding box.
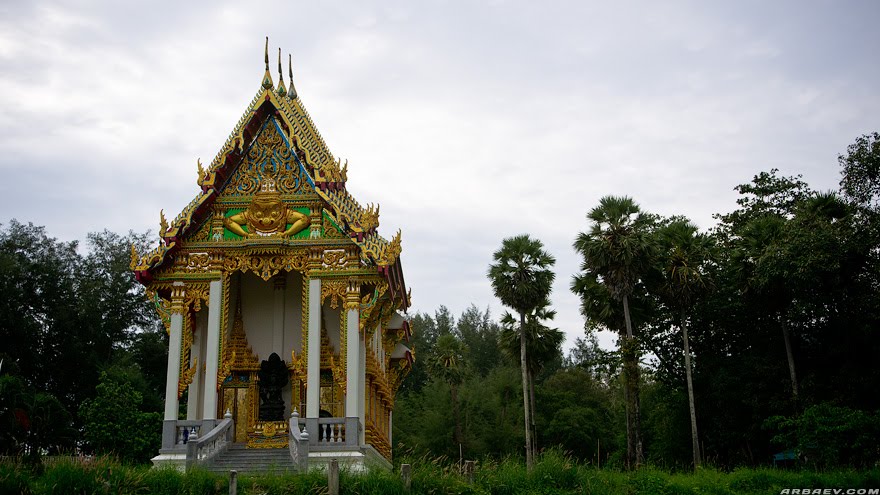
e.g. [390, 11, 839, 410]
[245, 193, 286, 235]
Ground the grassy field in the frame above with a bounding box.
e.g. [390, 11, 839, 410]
[1, 452, 878, 494]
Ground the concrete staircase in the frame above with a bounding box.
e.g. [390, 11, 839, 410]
[205, 444, 295, 474]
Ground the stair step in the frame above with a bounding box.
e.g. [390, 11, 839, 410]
[203, 447, 296, 474]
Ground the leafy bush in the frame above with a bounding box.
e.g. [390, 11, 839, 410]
[766, 403, 880, 468]
[79, 371, 162, 464]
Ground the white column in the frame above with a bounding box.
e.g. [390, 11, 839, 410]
[164, 282, 185, 421]
[202, 279, 222, 420]
[186, 321, 202, 420]
[273, 277, 285, 353]
[306, 277, 321, 418]
[359, 332, 367, 444]
[345, 305, 360, 418]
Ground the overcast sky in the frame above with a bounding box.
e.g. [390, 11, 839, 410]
[1, 1, 878, 352]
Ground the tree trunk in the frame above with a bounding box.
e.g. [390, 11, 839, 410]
[681, 309, 701, 469]
[780, 316, 799, 401]
[451, 384, 462, 447]
[622, 369, 633, 470]
[519, 311, 533, 470]
[631, 349, 643, 468]
[622, 294, 634, 339]
[529, 368, 538, 460]
[621, 294, 643, 468]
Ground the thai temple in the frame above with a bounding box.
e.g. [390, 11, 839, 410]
[131, 39, 413, 471]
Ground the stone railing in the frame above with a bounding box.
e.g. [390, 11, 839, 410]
[175, 420, 202, 446]
[288, 410, 309, 472]
[185, 411, 233, 471]
[300, 417, 360, 447]
[316, 418, 346, 444]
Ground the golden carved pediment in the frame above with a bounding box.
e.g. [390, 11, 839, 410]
[221, 117, 307, 198]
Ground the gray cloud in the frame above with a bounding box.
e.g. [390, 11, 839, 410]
[1, 0, 877, 352]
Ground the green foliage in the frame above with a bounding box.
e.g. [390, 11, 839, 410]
[499, 302, 564, 378]
[0, 461, 31, 495]
[487, 234, 556, 317]
[766, 403, 880, 469]
[141, 466, 184, 494]
[79, 371, 161, 464]
[839, 131, 880, 210]
[0, 221, 160, 460]
[4, 456, 880, 495]
[33, 461, 102, 495]
[0, 374, 75, 459]
[573, 195, 656, 303]
[536, 369, 617, 462]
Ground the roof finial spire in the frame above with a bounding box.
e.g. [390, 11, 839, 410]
[261, 36, 274, 89]
[276, 47, 287, 96]
[287, 53, 298, 99]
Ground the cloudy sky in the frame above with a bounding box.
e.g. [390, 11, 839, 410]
[1, 1, 878, 352]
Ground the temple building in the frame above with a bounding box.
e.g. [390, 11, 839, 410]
[131, 41, 413, 470]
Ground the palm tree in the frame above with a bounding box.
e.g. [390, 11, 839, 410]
[572, 196, 654, 469]
[745, 192, 853, 403]
[655, 219, 713, 469]
[487, 234, 556, 470]
[499, 299, 564, 460]
[734, 214, 795, 400]
[429, 334, 467, 447]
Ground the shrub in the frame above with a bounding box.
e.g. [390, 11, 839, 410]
[766, 403, 880, 468]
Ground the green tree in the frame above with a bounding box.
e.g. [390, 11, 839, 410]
[499, 300, 563, 459]
[839, 132, 880, 210]
[767, 403, 880, 468]
[429, 334, 467, 448]
[398, 312, 437, 395]
[652, 219, 714, 469]
[457, 305, 502, 377]
[536, 367, 617, 463]
[80, 370, 161, 464]
[488, 234, 556, 470]
[573, 196, 655, 469]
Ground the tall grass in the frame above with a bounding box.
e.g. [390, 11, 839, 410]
[0, 453, 877, 495]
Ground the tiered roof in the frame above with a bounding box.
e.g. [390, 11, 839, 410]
[132, 39, 408, 305]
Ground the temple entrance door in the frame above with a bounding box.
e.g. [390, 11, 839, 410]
[222, 385, 251, 443]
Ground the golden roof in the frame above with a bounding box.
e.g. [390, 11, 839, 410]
[132, 39, 405, 281]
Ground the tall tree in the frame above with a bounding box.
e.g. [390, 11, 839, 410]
[457, 305, 502, 377]
[499, 300, 564, 459]
[653, 219, 714, 469]
[429, 334, 467, 448]
[716, 171, 812, 403]
[487, 234, 556, 470]
[573, 196, 654, 469]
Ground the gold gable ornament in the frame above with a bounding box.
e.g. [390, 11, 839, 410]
[223, 179, 311, 239]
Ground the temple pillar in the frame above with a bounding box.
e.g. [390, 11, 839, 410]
[345, 289, 360, 419]
[164, 282, 185, 421]
[306, 277, 321, 418]
[202, 279, 222, 420]
[161, 283, 185, 450]
[359, 330, 367, 445]
[186, 317, 202, 420]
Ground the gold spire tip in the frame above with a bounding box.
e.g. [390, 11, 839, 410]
[277, 48, 283, 80]
[264, 37, 269, 69]
[261, 37, 274, 89]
